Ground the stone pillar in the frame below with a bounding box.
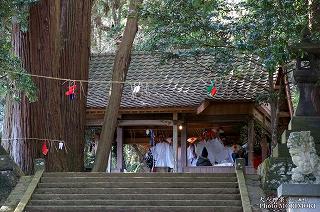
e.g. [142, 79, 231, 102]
[277, 184, 320, 212]
[181, 125, 187, 172]
[34, 158, 45, 172]
[116, 127, 123, 172]
[290, 49, 320, 145]
[235, 158, 245, 171]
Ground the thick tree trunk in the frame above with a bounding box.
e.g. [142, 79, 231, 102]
[3, 0, 91, 174]
[309, 0, 320, 33]
[92, 0, 140, 172]
[268, 72, 280, 150]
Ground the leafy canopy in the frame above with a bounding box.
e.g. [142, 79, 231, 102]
[139, 0, 319, 74]
[139, 0, 231, 51]
[0, 0, 38, 101]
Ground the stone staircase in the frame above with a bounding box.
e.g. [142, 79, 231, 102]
[24, 172, 243, 212]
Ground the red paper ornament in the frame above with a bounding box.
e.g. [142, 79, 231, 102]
[42, 142, 49, 155]
[65, 84, 77, 100]
[210, 87, 217, 96]
[207, 80, 217, 97]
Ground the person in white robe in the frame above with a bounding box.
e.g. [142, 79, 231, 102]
[187, 143, 197, 166]
[207, 137, 228, 164]
[195, 131, 215, 165]
[195, 139, 206, 158]
[154, 140, 174, 169]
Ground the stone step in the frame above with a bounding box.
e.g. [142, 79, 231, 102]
[42, 172, 236, 178]
[29, 200, 242, 207]
[31, 193, 241, 201]
[40, 176, 238, 183]
[37, 182, 239, 188]
[34, 187, 240, 194]
[24, 205, 243, 212]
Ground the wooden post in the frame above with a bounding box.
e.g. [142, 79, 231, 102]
[181, 124, 187, 172]
[261, 133, 269, 161]
[116, 127, 123, 172]
[173, 113, 178, 172]
[248, 119, 254, 167]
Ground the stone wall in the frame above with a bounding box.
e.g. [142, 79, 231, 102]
[0, 145, 23, 205]
[258, 157, 294, 195]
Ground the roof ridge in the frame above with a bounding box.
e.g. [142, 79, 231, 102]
[90, 51, 163, 57]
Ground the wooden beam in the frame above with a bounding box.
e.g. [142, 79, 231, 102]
[119, 120, 174, 126]
[116, 127, 123, 172]
[261, 133, 269, 161]
[196, 100, 210, 115]
[86, 106, 196, 115]
[181, 125, 187, 172]
[247, 119, 254, 167]
[186, 114, 249, 123]
[173, 113, 178, 172]
[278, 111, 290, 118]
[86, 119, 174, 127]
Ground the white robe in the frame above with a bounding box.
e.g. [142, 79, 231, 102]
[207, 138, 228, 164]
[226, 146, 234, 163]
[195, 140, 215, 165]
[154, 142, 174, 168]
[187, 146, 197, 166]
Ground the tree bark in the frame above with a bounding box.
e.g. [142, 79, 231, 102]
[3, 0, 91, 174]
[92, 0, 140, 172]
[268, 71, 280, 151]
[309, 0, 320, 34]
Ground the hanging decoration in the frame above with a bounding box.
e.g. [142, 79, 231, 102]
[65, 81, 77, 100]
[42, 141, 49, 155]
[58, 141, 64, 150]
[131, 83, 142, 99]
[148, 129, 155, 146]
[207, 80, 217, 97]
[187, 137, 197, 144]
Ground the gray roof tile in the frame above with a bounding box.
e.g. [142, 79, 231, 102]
[87, 53, 269, 108]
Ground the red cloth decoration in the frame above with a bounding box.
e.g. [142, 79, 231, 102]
[42, 142, 48, 155]
[210, 87, 217, 96]
[65, 84, 77, 100]
[207, 80, 217, 97]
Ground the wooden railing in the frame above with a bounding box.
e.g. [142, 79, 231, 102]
[14, 159, 45, 212]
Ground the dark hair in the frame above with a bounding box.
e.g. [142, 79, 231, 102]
[201, 147, 208, 158]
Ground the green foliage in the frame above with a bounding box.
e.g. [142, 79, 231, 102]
[139, 0, 231, 51]
[0, 0, 38, 102]
[291, 85, 300, 110]
[124, 144, 140, 172]
[234, 0, 310, 73]
[91, 0, 127, 52]
[139, 0, 319, 113]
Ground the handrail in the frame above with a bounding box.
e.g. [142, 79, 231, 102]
[235, 158, 252, 212]
[14, 159, 45, 212]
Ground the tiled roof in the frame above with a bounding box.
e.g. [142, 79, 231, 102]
[87, 53, 269, 108]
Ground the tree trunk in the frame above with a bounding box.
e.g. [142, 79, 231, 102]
[3, 0, 91, 174]
[268, 71, 280, 151]
[309, 0, 320, 34]
[92, 0, 140, 172]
